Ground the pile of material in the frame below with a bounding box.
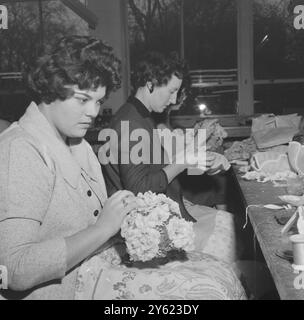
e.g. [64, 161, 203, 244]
[224, 137, 257, 161]
[224, 113, 303, 183]
[194, 119, 228, 151]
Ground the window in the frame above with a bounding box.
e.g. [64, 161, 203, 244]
[128, 0, 238, 115]
[183, 0, 238, 115]
[254, 0, 304, 115]
[128, 0, 180, 64]
[128, 0, 304, 117]
[0, 0, 89, 121]
[0, 0, 89, 72]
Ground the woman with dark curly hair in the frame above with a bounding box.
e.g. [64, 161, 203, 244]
[102, 52, 242, 264]
[0, 35, 138, 299]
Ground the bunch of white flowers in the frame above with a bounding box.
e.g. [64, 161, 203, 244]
[121, 191, 195, 262]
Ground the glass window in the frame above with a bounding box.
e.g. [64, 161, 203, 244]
[182, 0, 238, 116]
[184, 0, 237, 70]
[0, 1, 40, 73]
[128, 0, 238, 116]
[0, 0, 89, 72]
[0, 0, 89, 121]
[128, 0, 180, 63]
[43, 1, 89, 52]
[254, 0, 304, 115]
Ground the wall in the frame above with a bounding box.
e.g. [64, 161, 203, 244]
[88, 0, 130, 114]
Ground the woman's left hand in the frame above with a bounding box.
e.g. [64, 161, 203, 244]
[206, 152, 231, 175]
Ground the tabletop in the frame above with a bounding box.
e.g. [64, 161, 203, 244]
[232, 166, 304, 300]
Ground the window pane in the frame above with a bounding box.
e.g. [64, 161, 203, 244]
[254, 82, 304, 115]
[0, 1, 39, 72]
[43, 0, 89, 52]
[254, 0, 304, 115]
[128, 0, 238, 116]
[0, 0, 89, 121]
[0, 0, 89, 72]
[184, 0, 237, 70]
[128, 0, 180, 63]
[177, 0, 238, 116]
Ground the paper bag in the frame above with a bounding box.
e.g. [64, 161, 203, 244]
[252, 113, 301, 149]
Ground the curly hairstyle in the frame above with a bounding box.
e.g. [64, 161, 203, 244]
[27, 36, 121, 104]
[131, 51, 188, 91]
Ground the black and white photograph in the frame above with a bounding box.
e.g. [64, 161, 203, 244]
[1, 0, 304, 302]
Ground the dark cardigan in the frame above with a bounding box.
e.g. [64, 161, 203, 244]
[102, 96, 195, 222]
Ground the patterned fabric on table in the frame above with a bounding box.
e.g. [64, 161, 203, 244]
[183, 199, 241, 263]
[75, 245, 246, 300]
[202, 210, 241, 263]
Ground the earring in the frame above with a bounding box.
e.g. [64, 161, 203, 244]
[147, 84, 154, 94]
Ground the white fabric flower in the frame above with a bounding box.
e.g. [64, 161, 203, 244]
[121, 192, 195, 262]
[167, 217, 195, 251]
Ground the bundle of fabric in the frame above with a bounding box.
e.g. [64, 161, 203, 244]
[224, 137, 257, 162]
[194, 119, 228, 151]
[250, 151, 291, 175]
[242, 150, 297, 183]
[288, 141, 304, 176]
[251, 114, 301, 150]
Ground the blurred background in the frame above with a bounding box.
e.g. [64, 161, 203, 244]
[1, 0, 304, 127]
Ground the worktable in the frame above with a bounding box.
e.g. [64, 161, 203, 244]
[232, 166, 304, 299]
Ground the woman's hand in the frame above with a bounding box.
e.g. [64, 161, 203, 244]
[205, 152, 217, 170]
[206, 152, 231, 175]
[95, 190, 137, 235]
[185, 151, 217, 175]
[184, 145, 216, 169]
[65, 190, 138, 272]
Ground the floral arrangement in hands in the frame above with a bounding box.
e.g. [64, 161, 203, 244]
[120, 191, 195, 262]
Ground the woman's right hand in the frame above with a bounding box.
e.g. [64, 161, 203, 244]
[94, 190, 137, 235]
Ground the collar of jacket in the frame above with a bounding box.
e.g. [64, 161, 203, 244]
[127, 96, 151, 119]
[18, 102, 100, 189]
